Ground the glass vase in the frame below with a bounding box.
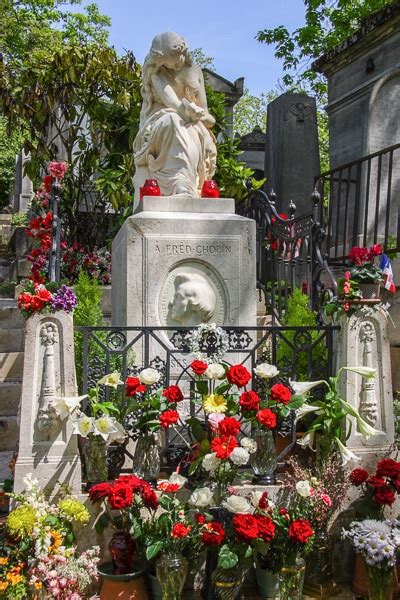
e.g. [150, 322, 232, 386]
[83, 433, 108, 485]
[132, 432, 161, 482]
[155, 552, 188, 599]
[211, 565, 248, 599]
[279, 557, 306, 600]
[250, 429, 277, 484]
[365, 564, 393, 600]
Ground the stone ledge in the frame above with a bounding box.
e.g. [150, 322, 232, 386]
[137, 195, 235, 214]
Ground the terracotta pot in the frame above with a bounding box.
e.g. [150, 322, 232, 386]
[352, 554, 398, 598]
[98, 561, 149, 600]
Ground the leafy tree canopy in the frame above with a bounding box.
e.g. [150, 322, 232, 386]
[256, 0, 394, 99]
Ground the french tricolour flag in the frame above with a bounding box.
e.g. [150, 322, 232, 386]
[379, 253, 396, 293]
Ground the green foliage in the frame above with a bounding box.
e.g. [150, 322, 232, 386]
[256, 0, 394, 99]
[11, 212, 29, 227]
[191, 47, 215, 70]
[215, 138, 264, 202]
[233, 88, 274, 137]
[73, 272, 104, 391]
[277, 288, 327, 381]
[0, 117, 25, 209]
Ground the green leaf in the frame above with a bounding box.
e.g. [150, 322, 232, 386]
[218, 545, 239, 569]
[146, 541, 164, 561]
[196, 380, 209, 396]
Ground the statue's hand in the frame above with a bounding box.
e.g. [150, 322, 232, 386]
[181, 98, 204, 123]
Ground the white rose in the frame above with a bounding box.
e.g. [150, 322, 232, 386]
[296, 480, 312, 498]
[254, 363, 279, 379]
[202, 453, 221, 473]
[230, 447, 250, 466]
[139, 368, 160, 385]
[189, 487, 214, 508]
[205, 363, 226, 380]
[223, 495, 253, 514]
[169, 472, 187, 488]
[240, 437, 257, 454]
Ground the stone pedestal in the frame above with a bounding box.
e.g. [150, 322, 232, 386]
[112, 196, 257, 330]
[14, 311, 82, 495]
[337, 307, 395, 463]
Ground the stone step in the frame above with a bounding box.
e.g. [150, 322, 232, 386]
[0, 382, 22, 416]
[0, 416, 18, 452]
[0, 352, 24, 382]
[0, 328, 24, 353]
[0, 300, 24, 329]
[0, 450, 13, 482]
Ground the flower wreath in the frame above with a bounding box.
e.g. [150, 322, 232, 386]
[189, 322, 230, 363]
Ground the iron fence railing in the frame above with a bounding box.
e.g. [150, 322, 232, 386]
[76, 324, 339, 482]
[238, 189, 337, 322]
[315, 143, 400, 263]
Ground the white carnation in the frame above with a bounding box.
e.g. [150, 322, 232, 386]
[295, 480, 312, 497]
[240, 437, 257, 454]
[254, 363, 279, 379]
[230, 447, 250, 466]
[202, 453, 221, 473]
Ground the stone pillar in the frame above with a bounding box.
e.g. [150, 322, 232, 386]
[337, 307, 395, 463]
[11, 151, 33, 213]
[14, 311, 82, 495]
[112, 196, 256, 330]
[264, 93, 320, 215]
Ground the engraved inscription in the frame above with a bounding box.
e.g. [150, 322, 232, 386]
[156, 243, 232, 255]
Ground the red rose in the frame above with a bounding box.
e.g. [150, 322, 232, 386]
[43, 175, 54, 192]
[195, 514, 206, 525]
[159, 409, 179, 429]
[141, 485, 158, 509]
[367, 476, 386, 489]
[109, 482, 133, 509]
[162, 385, 184, 403]
[255, 515, 276, 542]
[125, 377, 147, 396]
[279, 508, 289, 517]
[226, 365, 251, 388]
[89, 482, 111, 503]
[36, 287, 53, 303]
[376, 458, 400, 479]
[239, 391, 260, 411]
[349, 468, 369, 486]
[348, 246, 369, 266]
[373, 485, 396, 506]
[256, 408, 277, 429]
[115, 474, 146, 492]
[171, 523, 191, 538]
[270, 383, 291, 405]
[218, 417, 241, 437]
[202, 522, 225, 545]
[288, 519, 314, 544]
[191, 360, 208, 375]
[258, 491, 269, 510]
[157, 481, 180, 493]
[233, 514, 259, 542]
[48, 161, 68, 180]
[392, 478, 400, 492]
[370, 244, 383, 256]
[210, 435, 238, 459]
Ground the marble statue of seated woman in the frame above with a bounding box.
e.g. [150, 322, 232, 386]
[133, 31, 217, 207]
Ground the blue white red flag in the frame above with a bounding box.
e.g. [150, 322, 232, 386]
[379, 253, 396, 293]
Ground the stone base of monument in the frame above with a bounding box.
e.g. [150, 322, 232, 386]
[112, 196, 256, 331]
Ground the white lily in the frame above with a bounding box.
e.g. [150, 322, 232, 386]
[335, 438, 360, 465]
[289, 380, 326, 397]
[295, 403, 321, 422]
[94, 415, 118, 441]
[107, 419, 127, 444]
[356, 417, 383, 439]
[169, 472, 187, 488]
[54, 394, 87, 420]
[97, 371, 124, 388]
[74, 415, 94, 437]
[297, 430, 315, 450]
[341, 366, 376, 380]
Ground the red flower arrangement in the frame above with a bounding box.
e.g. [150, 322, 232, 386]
[349, 458, 400, 517]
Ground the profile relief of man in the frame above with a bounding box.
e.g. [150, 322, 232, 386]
[169, 273, 217, 326]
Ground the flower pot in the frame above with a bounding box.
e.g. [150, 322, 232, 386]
[155, 552, 188, 599]
[98, 561, 149, 600]
[132, 433, 161, 483]
[211, 565, 248, 599]
[359, 282, 381, 300]
[352, 554, 398, 598]
[250, 429, 277, 484]
[83, 433, 108, 486]
[255, 567, 280, 599]
[279, 557, 306, 600]
[109, 531, 136, 575]
[366, 564, 394, 600]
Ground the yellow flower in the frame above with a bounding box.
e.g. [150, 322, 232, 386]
[34, 582, 43, 590]
[203, 394, 227, 414]
[49, 530, 63, 553]
[0, 581, 9, 591]
[58, 497, 90, 524]
[6, 505, 36, 538]
[0, 557, 8, 565]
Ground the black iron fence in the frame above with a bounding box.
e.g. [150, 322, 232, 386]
[315, 143, 400, 263]
[76, 324, 339, 480]
[238, 189, 337, 322]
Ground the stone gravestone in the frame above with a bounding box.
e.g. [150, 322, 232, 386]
[12, 151, 33, 213]
[264, 93, 320, 216]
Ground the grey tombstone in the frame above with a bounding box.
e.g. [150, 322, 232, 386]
[11, 151, 33, 213]
[264, 93, 320, 215]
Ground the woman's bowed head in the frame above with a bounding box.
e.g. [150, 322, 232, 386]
[133, 31, 217, 205]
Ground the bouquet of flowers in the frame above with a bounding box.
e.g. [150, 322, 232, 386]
[0, 474, 99, 599]
[348, 245, 383, 284]
[17, 280, 77, 318]
[349, 458, 400, 519]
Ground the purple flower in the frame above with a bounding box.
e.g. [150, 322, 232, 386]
[50, 285, 77, 313]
